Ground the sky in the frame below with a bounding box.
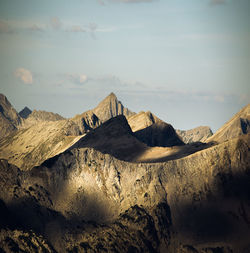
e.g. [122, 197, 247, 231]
[0, 0, 249, 131]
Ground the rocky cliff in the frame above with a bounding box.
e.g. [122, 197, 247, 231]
[176, 126, 213, 144]
[0, 94, 22, 139]
[19, 106, 32, 119]
[0, 133, 249, 252]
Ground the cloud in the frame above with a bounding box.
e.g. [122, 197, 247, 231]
[0, 20, 11, 33]
[67, 25, 86, 33]
[14, 68, 33, 84]
[210, 0, 226, 5]
[50, 17, 62, 30]
[67, 74, 88, 85]
[29, 24, 44, 32]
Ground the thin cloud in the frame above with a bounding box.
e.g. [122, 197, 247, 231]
[67, 25, 86, 33]
[0, 20, 11, 33]
[67, 74, 88, 85]
[14, 68, 33, 84]
[29, 24, 44, 32]
[50, 17, 62, 30]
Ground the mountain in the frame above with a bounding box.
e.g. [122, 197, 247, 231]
[0, 119, 82, 170]
[70, 115, 148, 162]
[128, 111, 184, 147]
[207, 104, 250, 143]
[71, 110, 101, 134]
[92, 92, 135, 122]
[0, 132, 248, 252]
[176, 126, 213, 144]
[19, 106, 32, 119]
[0, 93, 22, 139]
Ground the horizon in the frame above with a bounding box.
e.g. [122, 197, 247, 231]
[0, 0, 249, 132]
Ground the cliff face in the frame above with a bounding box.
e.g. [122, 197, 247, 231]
[0, 133, 249, 252]
[176, 126, 213, 144]
[0, 94, 22, 139]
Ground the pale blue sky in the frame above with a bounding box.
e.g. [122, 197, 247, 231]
[0, 0, 249, 131]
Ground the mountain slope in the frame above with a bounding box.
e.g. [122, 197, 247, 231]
[128, 111, 184, 147]
[207, 104, 250, 143]
[0, 94, 22, 139]
[0, 133, 248, 252]
[92, 92, 135, 122]
[0, 119, 82, 170]
[19, 106, 32, 119]
[176, 126, 213, 144]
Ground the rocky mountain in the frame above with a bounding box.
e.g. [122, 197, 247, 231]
[0, 119, 82, 170]
[0, 133, 249, 252]
[0, 93, 22, 139]
[19, 106, 32, 119]
[207, 104, 250, 143]
[71, 110, 101, 134]
[92, 92, 135, 122]
[128, 111, 184, 147]
[176, 126, 213, 144]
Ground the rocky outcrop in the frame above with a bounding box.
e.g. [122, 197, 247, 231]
[71, 110, 101, 134]
[0, 93, 22, 139]
[92, 92, 135, 122]
[128, 111, 184, 147]
[19, 106, 32, 119]
[207, 104, 250, 143]
[176, 126, 213, 144]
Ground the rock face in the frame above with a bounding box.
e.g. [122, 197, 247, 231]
[207, 104, 250, 143]
[128, 111, 184, 147]
[19, 106, 32, 119]
[176, 126, 213, 144]
[92, 92, 135, 122]
[71, 110, 101, 134]
[0, 94, 22, 139]
[0, 119, 82, 170]
[0, 133, 249, 252]
[70, 115, 148, 162]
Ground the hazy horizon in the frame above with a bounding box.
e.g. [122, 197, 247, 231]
[0, 0, 249, 131]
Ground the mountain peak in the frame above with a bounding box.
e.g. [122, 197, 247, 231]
[93, 92, 134, 122]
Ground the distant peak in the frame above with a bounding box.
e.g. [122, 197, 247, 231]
[107, 92, 117, 99]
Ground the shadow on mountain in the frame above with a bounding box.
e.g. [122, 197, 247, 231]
[173, 170, 250, 250]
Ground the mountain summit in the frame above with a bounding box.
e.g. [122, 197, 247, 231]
[93, 92, 135, 122]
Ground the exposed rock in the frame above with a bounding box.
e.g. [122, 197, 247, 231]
[207, 104, 250, 143]
[92, 92, 135, 122]
[0, 120, 82, 170]
[176, 126, 213, 144]
[0, 93, 22, 139]
[128, 111, 184, 147]
[71, 110, 101, 134]
[70, 115, 148, 162]
[19, 106, 32, 119]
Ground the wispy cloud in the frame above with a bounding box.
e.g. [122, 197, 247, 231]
[67, 25, 86, 33]
[50, 17, 62, 30]
[14, 68, 33, 84]
[29, 24, 45, 32]
[66, 73, 88, 85]
[0, 20, 12, 33]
